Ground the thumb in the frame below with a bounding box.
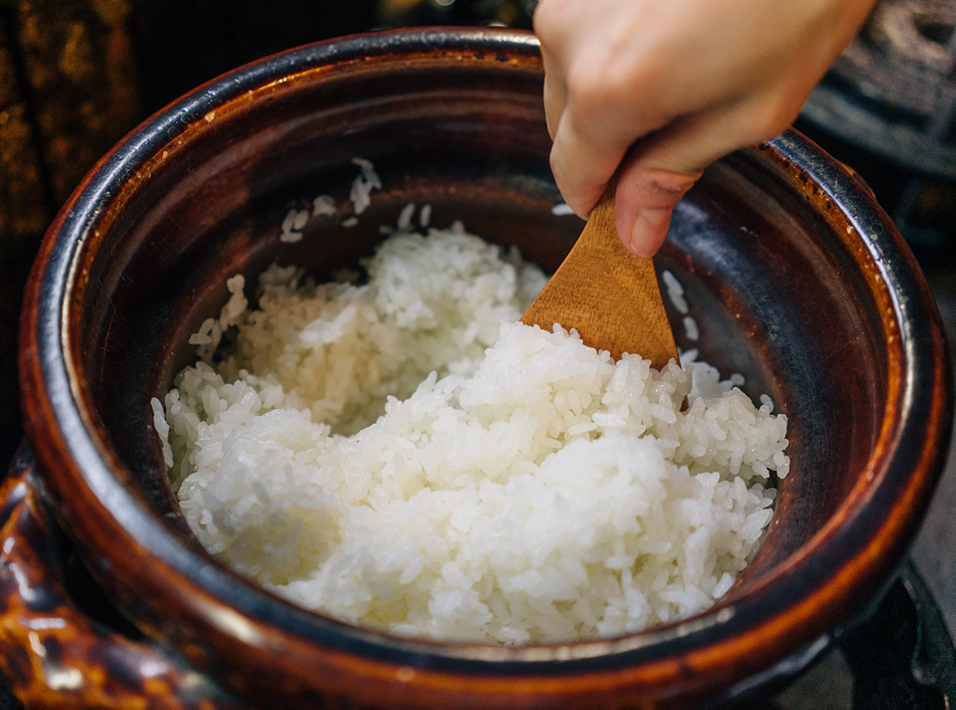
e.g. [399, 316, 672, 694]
[613, 98, 782, 256]
[614, 162, 702, 257]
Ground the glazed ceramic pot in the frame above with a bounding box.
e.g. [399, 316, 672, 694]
[5, 27, 952, 708]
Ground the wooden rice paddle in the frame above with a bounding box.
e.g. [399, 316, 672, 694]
[522, 188, 679, 368]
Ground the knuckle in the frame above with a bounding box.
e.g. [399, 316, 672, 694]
[565, 58, 630, 124]
[564, 57, 609, 109]
[564, 47, 661, 129]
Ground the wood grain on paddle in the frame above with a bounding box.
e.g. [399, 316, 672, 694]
[522, 190, 678, 369]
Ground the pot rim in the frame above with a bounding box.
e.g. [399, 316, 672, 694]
[17, 25, 953, 698]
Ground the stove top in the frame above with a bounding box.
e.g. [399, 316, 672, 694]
[803, 0, 956, 177]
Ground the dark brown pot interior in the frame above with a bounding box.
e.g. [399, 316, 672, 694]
[19, 27, 952, 707]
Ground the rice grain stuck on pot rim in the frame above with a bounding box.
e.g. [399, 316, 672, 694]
[153, 217, 789, 645]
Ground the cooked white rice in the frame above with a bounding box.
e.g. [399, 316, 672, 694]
[154, 221, 789, 645]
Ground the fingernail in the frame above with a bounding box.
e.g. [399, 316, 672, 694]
[629, 210, 670, 257]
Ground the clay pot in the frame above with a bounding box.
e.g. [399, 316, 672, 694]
[7, 27, 952, 707]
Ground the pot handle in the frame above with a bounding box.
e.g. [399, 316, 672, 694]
[0, 444, 243, 709]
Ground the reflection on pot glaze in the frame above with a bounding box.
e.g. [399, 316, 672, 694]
[0, 446, 240, 709]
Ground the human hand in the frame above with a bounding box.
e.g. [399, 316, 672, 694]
[533, 0, 878, 256]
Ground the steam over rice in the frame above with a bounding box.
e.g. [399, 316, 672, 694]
[154, 220, 789, 644]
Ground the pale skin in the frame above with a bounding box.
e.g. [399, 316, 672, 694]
[533, 0, 880, 256]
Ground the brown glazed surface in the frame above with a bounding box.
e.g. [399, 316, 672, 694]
[11, 27, 954, 707]
[0, 446, 243, 708]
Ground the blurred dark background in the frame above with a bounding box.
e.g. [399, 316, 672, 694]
[2, 0, 956, 474]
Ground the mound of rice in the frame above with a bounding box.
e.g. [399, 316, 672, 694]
[154, 221, 789, 644]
